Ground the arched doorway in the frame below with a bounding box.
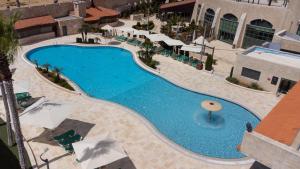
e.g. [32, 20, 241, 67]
[203, 8, 215, 37]
[242, 19, 275, 49]
[218, 13, 239, 44]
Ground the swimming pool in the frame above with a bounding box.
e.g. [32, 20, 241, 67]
[26, 45, 259, 159]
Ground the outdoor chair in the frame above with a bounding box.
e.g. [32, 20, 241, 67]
[58, 134, 82, 146]
[16, 92, 32, 103]
[53, 130, 75, 142]
[88, 38, 95, 44]
[76, 38, 82, 43]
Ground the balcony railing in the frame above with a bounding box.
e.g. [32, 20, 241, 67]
[232, 0, 288, 7]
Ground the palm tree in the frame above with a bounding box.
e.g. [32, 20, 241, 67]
[78, 23, 91, 43]
[16, 0, 20, 7]
[53, 67, 62, 81]
[0, 80, 14, 146]
[42, 63, 51, 73]
[0, 14, 27, 169]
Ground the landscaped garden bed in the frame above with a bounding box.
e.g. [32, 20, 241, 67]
[34, 62, 74, 91]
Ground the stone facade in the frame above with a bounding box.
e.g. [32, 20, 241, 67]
[56, 16, 83, 37]
[191, 0, 300, 48]
[19, 32, 56, 45]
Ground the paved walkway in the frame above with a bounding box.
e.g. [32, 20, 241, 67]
[0, 35, 280, 169]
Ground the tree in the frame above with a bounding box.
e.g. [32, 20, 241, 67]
[42, 63, 51, 73]
[0, 14, 27, 169]
[205, 54, 213, 71]
[78, 23, 91, 43]
[53, 67, 62, 81]
[16, 0, 20, 7]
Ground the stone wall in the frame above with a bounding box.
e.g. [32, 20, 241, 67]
[241, 131, 300, 169]
[56, 17, 83, 37]
[273, 30, 300, 53]
[191, 0, 300, 47]
[93, 0, 139, 9]
[19, 32, 56, 45]
[0, 2, 73, 19]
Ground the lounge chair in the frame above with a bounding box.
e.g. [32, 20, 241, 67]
[58, 134, 82, 146]
[53, 130, 75, 142]
[16, 92, 32, 103]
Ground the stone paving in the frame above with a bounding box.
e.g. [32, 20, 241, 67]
[0, 34, 280, 169]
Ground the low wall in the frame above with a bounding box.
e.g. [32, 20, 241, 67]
[19, 32, 56, 45]
[241, 132, 300, 169]
[273, 30, 300, 53]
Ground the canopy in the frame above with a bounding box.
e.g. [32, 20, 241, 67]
[201, 100, 222, 112]
[181, 45, 202, 53]
[146, 33, 169, 42]
[102, 24, 113, 31]
[163, 39, 185, 46]
[133, 30, 149, 36]
[193, 36, 209, 45]
[73, 134, 127, 169]
[117, 26, 136, 34]
[20, 100, 73, 130]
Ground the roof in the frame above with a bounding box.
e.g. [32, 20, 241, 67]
[181, 45, 202, 53]
[163, 38, 185, 46]
[15, 15, 56, 30]
[255, 81, 300, 145]
[85, 7, 119, 22]
[145, 33, 170, 42]
[160, 0, 196, 10]
[246, 47, 300, 69]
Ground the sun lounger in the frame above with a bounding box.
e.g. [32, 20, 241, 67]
[53, 130, 75, 142]
[58, 134, 82, 146]
[16, 92, 32, 103]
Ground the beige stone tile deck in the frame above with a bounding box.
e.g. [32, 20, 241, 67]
[0, 35, 280, 169]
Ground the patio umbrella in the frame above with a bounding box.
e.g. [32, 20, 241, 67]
[193, 36, 209, 45]
[20, 100, 73, 130]
[72, 133, 127, 169]
[201, 100, 222, 121]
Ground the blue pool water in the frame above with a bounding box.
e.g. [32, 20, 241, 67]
[27, 45, 259, 159]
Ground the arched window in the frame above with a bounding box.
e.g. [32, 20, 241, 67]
[204, 8, 215, 24]
[250, 19, 273, 28]
[223, 14, 238, 22]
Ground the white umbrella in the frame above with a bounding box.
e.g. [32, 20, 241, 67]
[193, 36, 209, 45]
[102, 25, 113, 31]
[163, 38, 185, 46]
[133, 30, 149, 36]
[20, 101, 72, 130]
[73, 134, 127, 169]
[181, 45, 202, 53]
[117, 26, 136, 34]
[146, 33, 170, 42]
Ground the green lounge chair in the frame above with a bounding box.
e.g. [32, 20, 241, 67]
[63, 144, 74, 153]
[58, 134, 82, 146]
[53, 130, 75, 141]
[16, 92, 32, 103]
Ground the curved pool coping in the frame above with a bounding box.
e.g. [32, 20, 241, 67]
[21, 43, 260, 165]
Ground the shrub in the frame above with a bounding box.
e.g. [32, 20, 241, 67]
[226, 77, 239, 84]
[249, 83, 263, 90]
[205, 54, 213, 71]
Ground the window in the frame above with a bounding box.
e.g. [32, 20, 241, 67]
[241, 67, 261, 80]
[297, 24, 300, 36]
[271, 76, 278, 85]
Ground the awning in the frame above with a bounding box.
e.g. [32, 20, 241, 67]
[102, 24, 113, 31]
[181, 45, 202, 53]
[145, 33, 170, 42]
[73, 133, 127, 169]
[163, 39, 185, 46]
[14, 15, 56, 30]
[133, 30, 149, 36]
[20, 100, 73, 130]
[193, 36, 209, 45]
[117, 26, 136, 34]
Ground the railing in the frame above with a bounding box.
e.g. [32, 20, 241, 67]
[232, 0, 288, 7]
